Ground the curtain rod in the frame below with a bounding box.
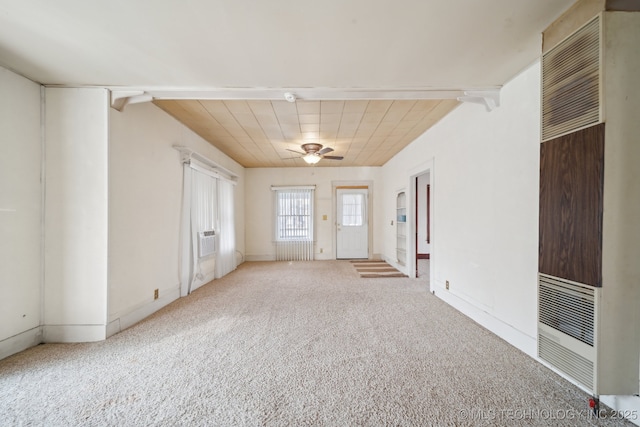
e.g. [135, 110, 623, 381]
[270, 185, 316, 191]
[173, 146, 238, 182]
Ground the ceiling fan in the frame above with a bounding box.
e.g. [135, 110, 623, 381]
[286, 143, 344, 164]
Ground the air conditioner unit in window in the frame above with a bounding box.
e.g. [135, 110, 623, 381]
[198, 230, 216, 258]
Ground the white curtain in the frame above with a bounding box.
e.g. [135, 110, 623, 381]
[215, 179, 236, 278]
[179, 154, 237, 295]
[189, 168, 218, 292]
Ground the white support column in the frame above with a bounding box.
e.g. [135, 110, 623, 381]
[44, 88, 110, 342]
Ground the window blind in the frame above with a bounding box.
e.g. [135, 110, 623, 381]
[272, 186, 314, 261]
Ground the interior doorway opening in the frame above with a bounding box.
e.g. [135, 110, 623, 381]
[413, 171, 431, 282]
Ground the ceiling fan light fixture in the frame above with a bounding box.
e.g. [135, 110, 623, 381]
[303, 153, 321, 164]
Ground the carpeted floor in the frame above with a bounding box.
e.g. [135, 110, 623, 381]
[0, 261, 632, 426]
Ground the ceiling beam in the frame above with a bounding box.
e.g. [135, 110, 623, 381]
[143, 87, 502, 102]
[78, 86, 502, 106]
[457, 89, 501, 112]
[110, 90, 153, 111]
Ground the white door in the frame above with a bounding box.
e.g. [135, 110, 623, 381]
[336, 188, 368, 259]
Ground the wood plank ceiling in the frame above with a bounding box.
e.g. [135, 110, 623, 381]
[155, 99, 459, 168]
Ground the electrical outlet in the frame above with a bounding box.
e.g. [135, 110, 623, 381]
[154, 289, 159, 300]
[320, 248, 323, 253]
[445, 280, 449, 290]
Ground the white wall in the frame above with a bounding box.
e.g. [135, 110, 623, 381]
[44, 88, 109, 342]
[600, 11, 640, 397]
[108, 102, 245, 333]
[0, 67, 43, 358]
[382, 62, 541, 356]
[245, 167, 382, 261]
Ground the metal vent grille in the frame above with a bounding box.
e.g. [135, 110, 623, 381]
[539, 273, 595, 346]
[198, 231, 216, 258]
[538, 332, 594, 390]
[542, 16, 600, 141]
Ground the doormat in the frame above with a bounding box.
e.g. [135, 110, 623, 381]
[350, 260, 408, 278]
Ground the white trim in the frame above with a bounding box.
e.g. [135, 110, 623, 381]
[48, 85, 503, 102]
[173, 145, 238, 183]
[271, 185, 316, 191]
[0, 327, 43, 361]
[190, 160, 237, 185]
[407, 160, 434, 279]
[600, 395, 640, 426]
[433, 285, 537, 358]
[245, 254, 276, 261]
[179, 165, 192, 296]
[43, 325, 106, 343]
[110, 90, 153, 111]
[40, 85, 46, 332]
[106, 318, 121, 338]
[106, 286, 180, 337]
[192, 270, 216, 291]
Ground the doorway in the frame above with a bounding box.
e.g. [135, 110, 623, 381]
[336, 188, 368, 259]
[414, 172, 430, 279]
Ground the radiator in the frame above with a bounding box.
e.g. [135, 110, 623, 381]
[538, 273, 597, 391]
[275, 240, 313, 261]
[198, 231, 217, 258]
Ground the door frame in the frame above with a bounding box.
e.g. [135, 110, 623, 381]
[332, 181, 374, 260]
[408, 160, 434, 289]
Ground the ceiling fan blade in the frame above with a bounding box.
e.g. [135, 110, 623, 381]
[322, 155, 344, 160]
[318, 147, 334, 155]
[286, 148, 305, 155]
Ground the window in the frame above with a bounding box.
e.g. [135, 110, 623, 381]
[340, 193, 365, 226]
[273, 187, 314, 241]
[183, 160, 238, 295]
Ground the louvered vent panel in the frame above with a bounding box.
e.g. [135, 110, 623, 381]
[538, 274, 595, 346]
[542, 16, 601, 141]
[538, 333, 594, 390]
[198, 231, 216, 258]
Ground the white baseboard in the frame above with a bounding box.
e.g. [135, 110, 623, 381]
[601, 395, 640, 426]
[246, 254, 384, 262]
[106, 318, 121, 338]
[434, 285, 640, 426]
[383, 256, 406, 276]
[191, 272, 216, 293]
[106, 286, 180, 337]
[245, 254, 276, 261]
[433, 284, 537, 358]
[43, 324, 106, 343]
[0, 327, 43, 360]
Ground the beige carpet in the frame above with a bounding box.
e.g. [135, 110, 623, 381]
[0, 261, 631, 426]
[351, 260, 408, 278]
